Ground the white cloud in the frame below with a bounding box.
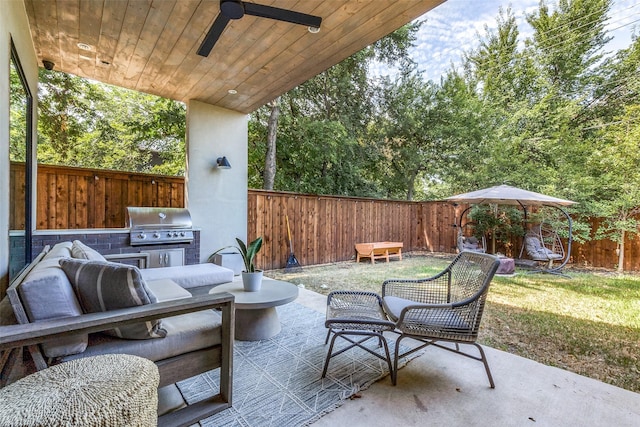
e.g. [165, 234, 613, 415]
[371, 0, 640, 82]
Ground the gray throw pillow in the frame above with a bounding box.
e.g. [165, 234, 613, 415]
[60, 259, 167, 339]
[71, 240, 107, 261]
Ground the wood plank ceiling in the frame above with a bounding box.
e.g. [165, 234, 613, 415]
[24, 0, 444, 114]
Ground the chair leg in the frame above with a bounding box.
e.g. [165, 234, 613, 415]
[322, 332, 374, 378]
[324, 327, 332, 345]
[323, 331, 394, 383]
[473, 343, 495, 388]
[321, 331, 341, 378]
[380, 334, 393, 382]
[392, 337, 495, 388]
[323, 332, 376, 378]
[392, 335, 406, 386]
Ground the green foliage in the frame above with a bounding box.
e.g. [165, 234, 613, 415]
[9, 60, 28, 162]
[274, 117, 374, 195]
[469, 205, 524, 253]
[526, 0, 611, 96]
[210, 237, 263, 272]
[37, 69, 185, 175]
[248, 23, 422, 196]
[235, 236, 263, 273]
[584, 105, 640, 244]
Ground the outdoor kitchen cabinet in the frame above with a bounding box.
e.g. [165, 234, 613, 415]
[147, 248, 185, 268]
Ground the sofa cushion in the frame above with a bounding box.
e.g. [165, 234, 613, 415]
[18, 255, 88, 358]
[59, 259, 167, 339]
[71, 240, 107, 261]
[146, 279, 192, 302]
[58, 310, 222, 363]
[140, 263, 234, 289]
[43, 241, 72, 260]
[383, 295, 469, 330]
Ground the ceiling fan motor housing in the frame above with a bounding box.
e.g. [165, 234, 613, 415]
[221, 0, 244, 19]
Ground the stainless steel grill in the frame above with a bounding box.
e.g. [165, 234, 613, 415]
[127, 207, 194, 246]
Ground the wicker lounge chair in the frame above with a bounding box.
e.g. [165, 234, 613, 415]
[382, 251, 500, 387]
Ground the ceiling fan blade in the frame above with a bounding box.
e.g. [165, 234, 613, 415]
[197, 14, 231, 57]
[243, 2, 322, 28]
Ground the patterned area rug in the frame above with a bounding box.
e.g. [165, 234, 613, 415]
[177, 302, 419, 426]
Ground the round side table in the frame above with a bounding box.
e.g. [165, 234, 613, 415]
[211, 278, 299, 341]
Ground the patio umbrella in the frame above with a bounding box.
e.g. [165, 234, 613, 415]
[446, 184, 576, 207]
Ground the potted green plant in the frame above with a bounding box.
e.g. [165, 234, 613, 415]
[210, 237, 263, 291]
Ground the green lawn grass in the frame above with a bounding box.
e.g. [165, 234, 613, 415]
[267, 253, 640, 393]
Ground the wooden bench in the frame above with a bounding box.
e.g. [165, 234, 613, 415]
[355, 242, 403, 264]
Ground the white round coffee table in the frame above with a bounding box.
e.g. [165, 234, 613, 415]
[210, 278, 299, 341]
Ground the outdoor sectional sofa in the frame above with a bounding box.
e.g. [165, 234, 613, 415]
[0, 241, 236, 426]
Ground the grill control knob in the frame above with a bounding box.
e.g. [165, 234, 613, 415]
[167, 232, 172, 238]
[153, 232, 160, 239]
[173, 232, 178, 237]
[137, 233, 146, 240]
[179, 231, 185, 237]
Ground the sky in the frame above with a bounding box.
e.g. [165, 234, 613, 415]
[398, 0, 640, 82]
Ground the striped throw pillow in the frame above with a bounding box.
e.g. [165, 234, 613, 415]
[60, 259, 167, 339]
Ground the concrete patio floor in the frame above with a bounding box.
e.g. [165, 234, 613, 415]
[295, 287, 640, 427]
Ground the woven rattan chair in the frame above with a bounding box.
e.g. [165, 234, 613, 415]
[382, 251, 500, 387]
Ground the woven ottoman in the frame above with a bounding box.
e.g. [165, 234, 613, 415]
[322, 290, 396, 381]
[0, 354, 159, 427]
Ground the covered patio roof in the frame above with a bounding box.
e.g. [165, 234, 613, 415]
[24, 0, 443, 113]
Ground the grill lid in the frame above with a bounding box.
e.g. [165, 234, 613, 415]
[127, 207, 192, 230]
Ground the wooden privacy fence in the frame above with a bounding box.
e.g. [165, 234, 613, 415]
[249, 190, 640, 271]
[10, 163, 640, 270]
[11, 162, 184, 229]
[248, 189, 460, 271]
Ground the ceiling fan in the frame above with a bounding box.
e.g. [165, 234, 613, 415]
[197, 0, 323, 57]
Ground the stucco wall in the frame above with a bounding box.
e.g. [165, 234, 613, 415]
[1, 0, 39, 295]
[186, 100, 248, 263]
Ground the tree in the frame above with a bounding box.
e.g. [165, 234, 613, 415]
[464, 7, 526, 105]
[248, 22, 422, 196]
[37, 69, 185, 175]
[583, 33, 640, 125]
[526, 0, 611, 98]
[9, 60, 28, 162]
[263, 98, 279, 190]
[583, 106, 640, 272]
[38, 69, 105, 165]
[123, 94, 186, 176]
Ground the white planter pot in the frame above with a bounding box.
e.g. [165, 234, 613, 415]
[241, 270, 263, 292]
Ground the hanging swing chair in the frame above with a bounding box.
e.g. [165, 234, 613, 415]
[523, 222, 564, 264]
[456, 221, 486, 253]
[517, 209, 572, 277]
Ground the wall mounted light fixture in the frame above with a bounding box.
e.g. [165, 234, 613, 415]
[215, 156, 232, 169]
